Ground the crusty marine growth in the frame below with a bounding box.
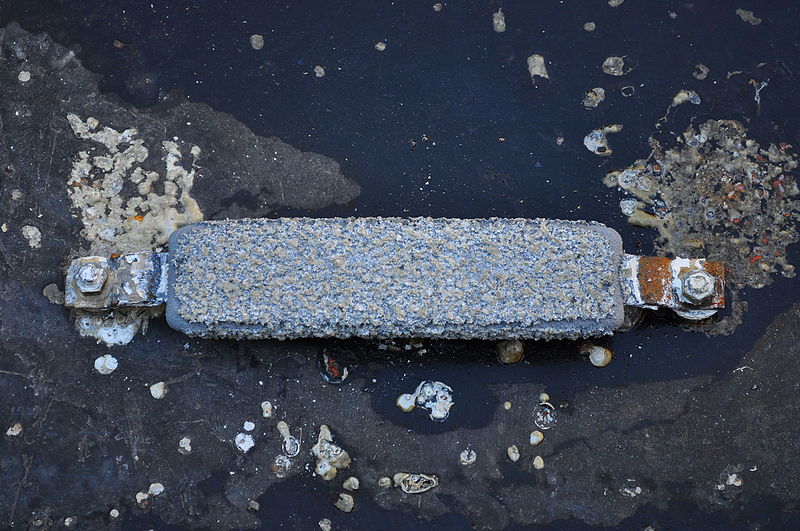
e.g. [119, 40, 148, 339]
[167, 217, 624, 339]
[585, 124, 623, 156]
[66, 114, 203, 256]
[605, 119, 799, 291]
[66, 114, 203, 345]
[312, 425, 351, 481]
[526, 54, 549, 81]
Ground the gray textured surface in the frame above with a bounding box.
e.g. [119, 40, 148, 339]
[167, 217, 624, 339]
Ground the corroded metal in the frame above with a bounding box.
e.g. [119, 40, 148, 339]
[681, 270, 716, 305]
[621, 254, 725, 319]
[64, 251, 168, 310]
[76, 263, 107, 293]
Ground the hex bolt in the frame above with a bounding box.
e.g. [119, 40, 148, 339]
[681, 270, 715, 305]
[76, 263, 108, 294]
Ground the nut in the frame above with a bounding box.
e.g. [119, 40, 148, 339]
[76, 263, 107, 293]
[681, 270, 715, 305]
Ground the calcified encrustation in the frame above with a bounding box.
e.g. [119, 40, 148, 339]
[66, 114, 203, 345]
[604, 120, 799, 334]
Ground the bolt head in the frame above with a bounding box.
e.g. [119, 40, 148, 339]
[681, 270, 715, 305]
[76, 263, 107, 294]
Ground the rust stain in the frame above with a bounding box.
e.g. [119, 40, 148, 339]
[636, 257, 726, 309]
[637, 257, 673, 305]
[700, 260, 726, 307]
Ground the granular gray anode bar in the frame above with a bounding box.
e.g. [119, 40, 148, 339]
[166, 217, 624, 340]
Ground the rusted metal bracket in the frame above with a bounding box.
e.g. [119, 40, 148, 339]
[64, 251, 168, 310]
[620, 254, 726, 320]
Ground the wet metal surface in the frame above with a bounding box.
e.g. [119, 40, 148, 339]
[2, 1, 800, 529]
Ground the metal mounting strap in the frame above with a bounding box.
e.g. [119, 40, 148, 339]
[621, 254, 726, 319]
[64, 251, 168, 310]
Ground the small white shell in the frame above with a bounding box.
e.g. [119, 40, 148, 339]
[178, 437, 192, 454]
[334, 493, 354, 512]
[393, 472, 438, 493]
[582, 87, 605, 108]
[534, 403, 557, 430]
[602, 56, 627, 76]
[507, 445, 520, 462]
[527, 54, 549, 80]
[671, 89, 701, 108]
[149, 381, 168, 399]
[492, 9, 506, 33]
[581, 342, 613, 367]
[250, 34, 264, 50]
[272, 455, 292, 478]
[94, 354, 118, 375]
[584, 125, 623, 156]
[533, 456, 544, 470]
[235, 433, 255, 453]
[396, 393, 416, 412]
[726, 473, 743, 487]
[343, 476, 360, 491]
[539, 393, 550, 403]
[459, 449, 477, 466]
[283, 436, 301, 458]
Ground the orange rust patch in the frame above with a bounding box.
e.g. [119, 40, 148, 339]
[702, 261, 725, 278]
[700, 261, 726, 307]
[637, 257, 673, 305]
[637, 258, 726, 308]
